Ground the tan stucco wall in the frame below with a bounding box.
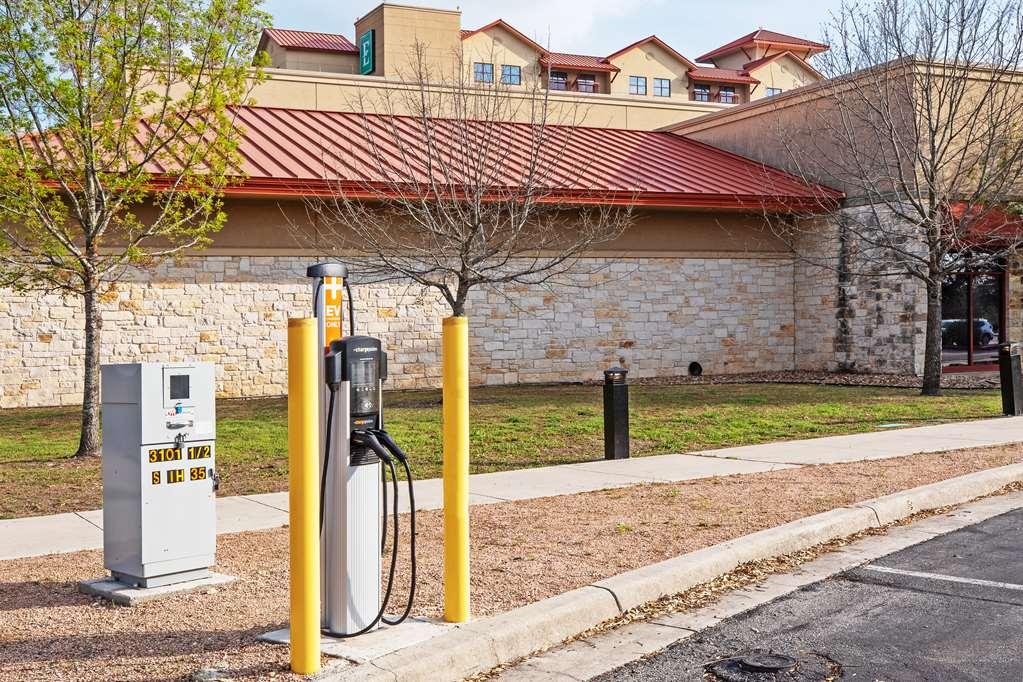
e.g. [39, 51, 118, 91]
[249, 68, 728, 129]
[355, 4, 462, 79]
[672, 72, 917, 199]
[747, 55, 819, 99]
[284, 50, 358, 74]
[608, 44, 691, 102]
[711, 46, 813, 71]
[461, 25, 542, 86]
[197, 199, 788, 256]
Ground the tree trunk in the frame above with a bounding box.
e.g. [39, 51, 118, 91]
[75, 281, 102, 457]
[920, 277, 943, 397]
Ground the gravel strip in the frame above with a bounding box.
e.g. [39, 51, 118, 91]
[1, 443, 1020, 681]
[634, 370, 1000, 390]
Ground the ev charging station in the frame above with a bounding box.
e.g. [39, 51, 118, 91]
[307, 262, 417, 638]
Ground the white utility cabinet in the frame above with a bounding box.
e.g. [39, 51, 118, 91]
[100, 362, 217, 587]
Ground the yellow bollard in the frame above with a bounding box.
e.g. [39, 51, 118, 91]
[442, 316, 470, 622]
[288, 317, 321, 674]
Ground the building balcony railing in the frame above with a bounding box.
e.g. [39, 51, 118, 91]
[690, 90, 741, 104]
[549, 80, 601, 94]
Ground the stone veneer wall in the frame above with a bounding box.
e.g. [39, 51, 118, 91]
[793, 209, 928, 375]
[1007, 253, 1023, 346]
[1, 254, 798, 408]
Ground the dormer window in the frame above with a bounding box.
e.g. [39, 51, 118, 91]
[549, 71, 568, 90]
[577, 74, 597, 93]
[719, 86, 736, 104]
[693, 84, 710, 102]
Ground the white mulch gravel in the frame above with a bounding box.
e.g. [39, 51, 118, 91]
[636, 370, 1000, 390]
[1, 443, 1020, 681]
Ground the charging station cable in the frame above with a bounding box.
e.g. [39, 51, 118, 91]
[371, 429, 417, 626]
[319, 412, 403, 638]
[343, 278, 356, 336]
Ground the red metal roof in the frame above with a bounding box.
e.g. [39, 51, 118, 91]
[688, 67, 760, 85]
[541, 52, 620, 73]
[696, 29, 828, 64]
[262, 28, 357, 54]
[175, 106, 839, 210]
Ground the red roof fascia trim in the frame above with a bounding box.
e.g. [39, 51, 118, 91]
[696, 30, 828, 64]
[606, 35, 698, 70]
[688, 69, 760, 85]
[540, 53, 620, 72]
[140, 176, 839, 212]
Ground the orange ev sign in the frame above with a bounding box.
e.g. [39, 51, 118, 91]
[322, 276, 345, 349]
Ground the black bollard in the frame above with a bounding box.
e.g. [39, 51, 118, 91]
[998, 342, 1023, 416]
[603, 366, 630, 460]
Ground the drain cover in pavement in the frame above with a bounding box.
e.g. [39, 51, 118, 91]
[739, 653, 797, 672]
[707, 650, 838, 680]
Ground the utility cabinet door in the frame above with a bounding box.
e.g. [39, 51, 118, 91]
[140, 441, 216, 566]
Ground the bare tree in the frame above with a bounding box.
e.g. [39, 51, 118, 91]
[770, 0, 1023, 395]
[297, 43, 634, 317]
[290, 42, 635, 623]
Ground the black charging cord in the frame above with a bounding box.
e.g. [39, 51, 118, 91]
[319, 423, 402, 639]
[372, 430, 417, 626]
[322, 455, 400, 639]
[343, 278, 355, 336]
[382, 455, 416, 625]
[319, 386, 336, 532]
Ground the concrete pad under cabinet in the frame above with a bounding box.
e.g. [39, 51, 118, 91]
[78, 572, 236, 606]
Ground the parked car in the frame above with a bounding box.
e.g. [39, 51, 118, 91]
[941, 318, 997, 348]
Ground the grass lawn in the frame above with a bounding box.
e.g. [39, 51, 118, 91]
[0, 382, 1002, 518]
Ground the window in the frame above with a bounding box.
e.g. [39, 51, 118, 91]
[692, 84, 710, 102]
[577, 74, 597, 93]
[942, 258, 1006, 368]
[628, 76, 647, 95]
[501, 64, 521, 85]
[719, 86, 736, 104]
[473, 62, 493, 83]
[549, 71, 568, 90]
[766, 87, 783, 97]
[653, 78, 671, 97]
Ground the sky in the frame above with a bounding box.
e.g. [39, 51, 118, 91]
[261, 0, 849, 59]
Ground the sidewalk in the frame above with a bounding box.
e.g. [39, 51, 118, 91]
[2, 416, 1021, 561]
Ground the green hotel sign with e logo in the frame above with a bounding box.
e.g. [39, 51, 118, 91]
[359, 30, 375, 75]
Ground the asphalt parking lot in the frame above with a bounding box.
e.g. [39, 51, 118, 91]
[596, 508, 1023, 681]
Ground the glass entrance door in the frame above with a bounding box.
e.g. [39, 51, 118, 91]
[941, 263, 1006, 369]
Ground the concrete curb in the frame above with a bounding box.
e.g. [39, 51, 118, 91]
[319, 464, 1023, 682]
[852, 462, 1023, 525]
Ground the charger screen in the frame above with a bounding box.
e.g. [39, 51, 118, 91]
[352, 358, 377, 388]
[169, 374, 190, 400]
